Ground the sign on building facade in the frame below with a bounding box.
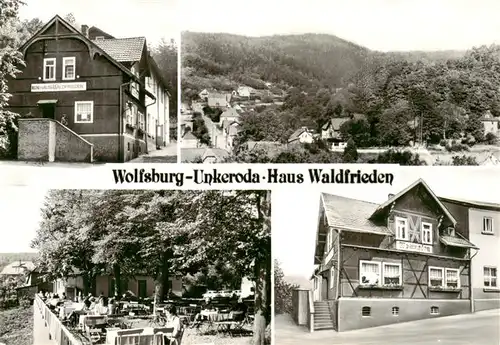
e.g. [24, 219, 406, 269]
[31, 82, 87, 92]
[395, 240, 433, 254]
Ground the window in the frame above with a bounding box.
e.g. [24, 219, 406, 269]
[330, 267, 334, 288]
[74, 101, 93, 123]
[138, 111, 145, 130]
[430, 306, 439, 315]
[429, 267, 444, 287]
[392, 306, 399, 316]
[445, 268, 460, 289]
[43, 58, 56, 81]
[62, 57, 76, 80]
[421, 222, 433, 245]
[484, 267, 497, 287]
[95, 36, 105, 40]
[395, 217, 409, 241]
[483, 217, 494, 234]
[360, 261, 381, 285]
[361, 306, 371, 317]
[383, 263, 402, 285]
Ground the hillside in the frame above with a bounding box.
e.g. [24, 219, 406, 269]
[182, 31, 374, 92]
[0, 253, 38, 271]
[181, 31, 470, 96]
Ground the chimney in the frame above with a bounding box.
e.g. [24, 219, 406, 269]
[388, 193, 395, 200]
[81, 25, 89, 37]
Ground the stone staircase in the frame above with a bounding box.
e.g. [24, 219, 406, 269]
[313, 301, 335, 331]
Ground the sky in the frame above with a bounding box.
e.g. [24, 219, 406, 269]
[272, 166, 500, 283]
[0, 186, 47, 253]
[19, 0, 178, 45]
[181, 0, 500, 51]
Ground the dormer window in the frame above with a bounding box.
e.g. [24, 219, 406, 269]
[95, 36, 105, 40]
[445, 227, 455, 236]
[43, 58, 56, 81]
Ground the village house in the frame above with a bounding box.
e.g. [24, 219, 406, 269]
[236, 86, 256, 98]
[207, 93, 231, 108]
[0, 260, 35, 276]
[440, 197, 500, 312]
[24, 266, 183, 301]
[288, 127, 314, 147]
[180, 131, 199, 148]
[7, 15, 171, 163]
[321, 114, 367, 148]
[181, 147, 229, 163]
[480, 110, 500, 138]
[52, 274, 183, 301]
[298, 179, 477, 332]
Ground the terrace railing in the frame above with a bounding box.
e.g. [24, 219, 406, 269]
[34, 294, 83, 345]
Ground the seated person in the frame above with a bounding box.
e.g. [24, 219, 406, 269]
[108, 298, 116, 315]
[165, 306, 182, 345]
[94, 297, 109, 315]
[67, 299, 92, 327]
[230, 298, 248, 321]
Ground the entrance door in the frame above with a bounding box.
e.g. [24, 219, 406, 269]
[40, 104, 55, 119]
[321, 277, 328, 301]
[138, 280, 147, 298]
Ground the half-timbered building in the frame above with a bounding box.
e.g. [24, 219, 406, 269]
[310, 179, 477, 332]
[7, 15, 171, 162]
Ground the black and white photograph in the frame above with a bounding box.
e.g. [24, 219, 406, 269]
[273, 167, 500, 344]
[180, 0, 500, 165]
[0, 188, 271, 345]
[0, 0, 178, 165]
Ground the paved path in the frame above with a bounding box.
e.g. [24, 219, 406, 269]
[275, 309, 500, 345]
[33, 305, 56, 345]
[128, 142, 178, 163]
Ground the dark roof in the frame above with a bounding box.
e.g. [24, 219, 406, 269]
[322, 118, 349, 131]
[288, 127, 310, 143]
[439, 196, 500, 212]
[202, 148, 230, 161]
[220, 108, 239, 119]
[19, 15, 150, 94]
[182, 131, 197, 140]
[321, 193, 391, 235]
[440, 236, 478, 249]
[93, 37, 146, 62]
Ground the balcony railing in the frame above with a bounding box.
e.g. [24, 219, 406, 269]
[34, 294, 83, 345]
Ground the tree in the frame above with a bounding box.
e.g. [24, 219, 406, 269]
[152, 39, 178, 136]
[274, 260, 299, 315]
[0, 0, 25, 158]
[464, 115, 484, 143]
[343, 138, 358, 162]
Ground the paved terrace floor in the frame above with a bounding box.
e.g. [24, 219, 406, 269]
[275, 309, 500, 345]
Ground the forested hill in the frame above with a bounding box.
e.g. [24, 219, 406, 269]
[181, 31, 467, 92]
[182, 31, 373, 90]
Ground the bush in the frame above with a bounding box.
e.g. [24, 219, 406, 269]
[274, 260, 298, 314]
[445, 142, 469, 152]
[369, 149, 425, 165]
[439, 139, 447, 147]
[452, 155, 478, 166]
[342, 138, 358, 163]
[485, 132, 498, 145]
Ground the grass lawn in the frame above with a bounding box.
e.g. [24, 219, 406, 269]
[0, 306, 33, 345]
